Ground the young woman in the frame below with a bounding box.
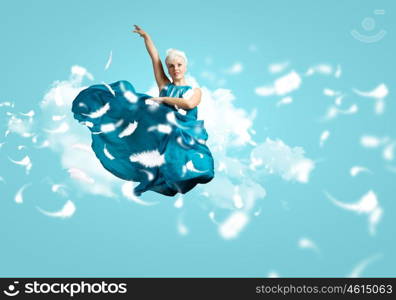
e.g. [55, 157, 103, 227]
[71, 25, 214, 197]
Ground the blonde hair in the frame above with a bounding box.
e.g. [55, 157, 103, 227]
[165, 48, 188, 66]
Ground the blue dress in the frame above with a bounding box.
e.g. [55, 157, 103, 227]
[71, 80, 215, 196]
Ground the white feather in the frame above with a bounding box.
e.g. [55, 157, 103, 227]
[129, 149, 165, 167]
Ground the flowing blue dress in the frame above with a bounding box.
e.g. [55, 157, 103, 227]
[71, 80, 215, 196]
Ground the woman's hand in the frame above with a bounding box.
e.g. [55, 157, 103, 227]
[132, 25, 148, 38]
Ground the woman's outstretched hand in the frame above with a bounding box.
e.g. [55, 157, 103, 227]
[132, 25, 147, 38]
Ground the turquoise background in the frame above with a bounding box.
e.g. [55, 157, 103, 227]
[0, 0, 395, 277]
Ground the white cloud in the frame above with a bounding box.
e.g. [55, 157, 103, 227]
[67, 168, 95, 184]
[35, 65, 262, 216]
[268, 61, 289, 74]
[250, 137, 315, 183]
[6, 113, 34, 137]
[255, 70, 302, 97]
[37, 67, 124, 198]
[121, 182, 159, 206]
[43, 122, 70, 133]
[0, 63, 315, 240]
[199, 88, 256, 149]
[200, 70, 226, 86]
[224, 62, 243, 74]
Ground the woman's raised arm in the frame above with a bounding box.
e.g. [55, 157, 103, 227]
[132, 25, 170, 89]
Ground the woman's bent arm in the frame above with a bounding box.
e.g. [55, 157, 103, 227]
[159, 97, 191, 110]
[152, 88, 202, 110]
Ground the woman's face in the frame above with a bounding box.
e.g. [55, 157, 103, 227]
[166, 56, 187, 81]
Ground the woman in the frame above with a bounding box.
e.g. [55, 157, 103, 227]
[133, 25, 201, 109]
[71, 25, 215, 197]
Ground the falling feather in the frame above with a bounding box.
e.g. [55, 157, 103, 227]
[129, 149, 165, 167]
[37, 200, 76, 218]
[82, 102, 110, 118]
[119, 121, 138, 138]
[350, 166, 371, 176]
[104, 50, 113, 70]
[15, 183, 32, 204]
[121, 182, 158, 206]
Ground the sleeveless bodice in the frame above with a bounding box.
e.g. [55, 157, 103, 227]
[159, 83, 198, 120]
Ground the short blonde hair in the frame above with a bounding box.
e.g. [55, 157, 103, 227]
[165, 48, 188, 66]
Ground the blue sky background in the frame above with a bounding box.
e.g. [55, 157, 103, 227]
[0, 0, 395, 277]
